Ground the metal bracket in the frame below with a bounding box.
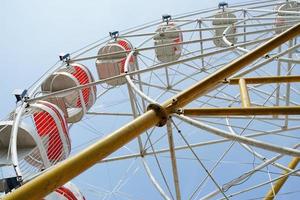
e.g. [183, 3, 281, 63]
[222, 78, 229, 83]
[162, 14, 172, 24]
[147, 103, 168, 127]
[175, 108, 183, 115]
[218, 2, 228, 11]
[59, 53, 70, 65]
[12, 89, 28, 103]
[133, 48, 139, 56]
[109, 31, 119, 40]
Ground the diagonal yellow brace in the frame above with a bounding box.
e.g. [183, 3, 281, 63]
[3, 24, 300, 200]
[264, 157, 300, 200]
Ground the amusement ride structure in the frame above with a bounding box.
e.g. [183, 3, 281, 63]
[1, 0, 300, 199]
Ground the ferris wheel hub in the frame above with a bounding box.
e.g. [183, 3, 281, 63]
[147, 103, 168, 127]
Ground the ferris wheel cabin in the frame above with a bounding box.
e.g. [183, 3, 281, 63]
[154, 15, 183, 63]
[212, 3, 237, 47]
[45, 182, 85, 200]
[96, 32, 136, 86]
[41, 63, 97, 123]
[275, 1, 300, 34]
[0, 121, 36, 166]
[0, 101, 70, 169]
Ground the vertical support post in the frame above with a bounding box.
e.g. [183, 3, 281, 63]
[134, 61, 148, 111]
[274, 45, 282, 118]
[284, 40, 293, 128]
[165, 67, 171, 88]
[127, 60, 149, 155]
[198, 20, 205, 68]
[166, 120, 181, 200]
[264, 157, 300, 200]
[127, 83, 144, 154]
[239, 78, 251, 107]
[243, 10, 247, 46]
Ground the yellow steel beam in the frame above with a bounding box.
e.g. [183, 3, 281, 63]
[264, 157, 300, 200]
[182, 106, 300, 116]
[229, 75, 300, 84]
[3, 24, 300, 200]
[239, 78, 251, 107]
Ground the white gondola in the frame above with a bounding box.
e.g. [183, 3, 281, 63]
[0, 121, 37, 167]
[41, 63, 97, 123]
[96, 38, 137, 86]
[275, 1, 300, 34]
[0, 101, 70, 169]
[154, 22, 183, 63]
[45, 182, 86, 200]
[212, 6, 237, 47]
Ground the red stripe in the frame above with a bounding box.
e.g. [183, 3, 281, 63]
[117, 39, 131, 51]
[39, 101, 70, 148]
[56, 186, 78, 200]
[71, 65, 91, 107]
[117, 40, 135, 72]
[174, 37, 181, 43]
[34, 112, 63, 160]
[85, 66, 97, 102]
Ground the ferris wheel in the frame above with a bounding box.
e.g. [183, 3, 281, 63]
[1, 0, 300, 199]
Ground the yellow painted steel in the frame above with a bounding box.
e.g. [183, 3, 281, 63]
[182, 106, 300, 116]
[3, 24, 300, 200]
[239, 78, 251, 107]
[264, 157, 300, 200]
[229, 75, 300, 84]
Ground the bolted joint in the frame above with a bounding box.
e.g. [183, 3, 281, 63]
[133, 48, 139, 56]
[222, 78, 229, 84]
[147, 103, 168, 127]
[196, 18, 202, 23]
[174, 108, 183, 114]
